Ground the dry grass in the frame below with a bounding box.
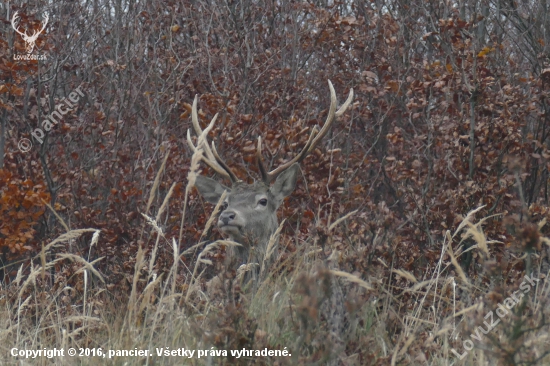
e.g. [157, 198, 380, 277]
[2, 169, 550, 365]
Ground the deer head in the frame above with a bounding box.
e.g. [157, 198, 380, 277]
[188, 81, 353, 269]
[11, 11, 49, 54]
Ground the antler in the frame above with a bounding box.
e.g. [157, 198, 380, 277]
[186, 96, 239, 183]
[257, 80, 354, 184]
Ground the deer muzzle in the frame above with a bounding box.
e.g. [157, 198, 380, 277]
[218, 210, 245, 237]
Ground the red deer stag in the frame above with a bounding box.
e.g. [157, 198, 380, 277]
[188, 81, 353, 275]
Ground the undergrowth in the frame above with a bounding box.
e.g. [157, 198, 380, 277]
[1, 160, 549, 366]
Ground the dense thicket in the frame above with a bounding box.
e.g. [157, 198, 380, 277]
[1, 0, 550, 363]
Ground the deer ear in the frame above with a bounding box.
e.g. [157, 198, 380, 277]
[270, 163, 299, 203]
[195, 175, 229, 204]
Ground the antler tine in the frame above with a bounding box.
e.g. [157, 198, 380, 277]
[186, 95, 239, 183]
[256, 137, 269, 184]
[211, 142, 239, 183]
[190, 95, 217, 163]
[305, 80, 338, 154]
[264, 80, 354, 183]
[335, 86, 354, 118]
[263, 127, 318, 183]
[306, 80, 353, 154]
[187, 129, 231, 180]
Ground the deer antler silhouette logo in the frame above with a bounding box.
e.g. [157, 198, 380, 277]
[11, 11, 49, 54]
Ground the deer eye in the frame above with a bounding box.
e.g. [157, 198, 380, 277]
[258, 198, 268, 206]
[221, 202, 228, 210]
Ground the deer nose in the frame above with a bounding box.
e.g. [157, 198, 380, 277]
[220, 211, 236, 225]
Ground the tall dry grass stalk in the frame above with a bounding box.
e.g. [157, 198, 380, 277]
[178, 108, 217, 246]
[259, 218, 286, 280]
[185, 238, 241, 303]
[145, 152, 170, 215]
